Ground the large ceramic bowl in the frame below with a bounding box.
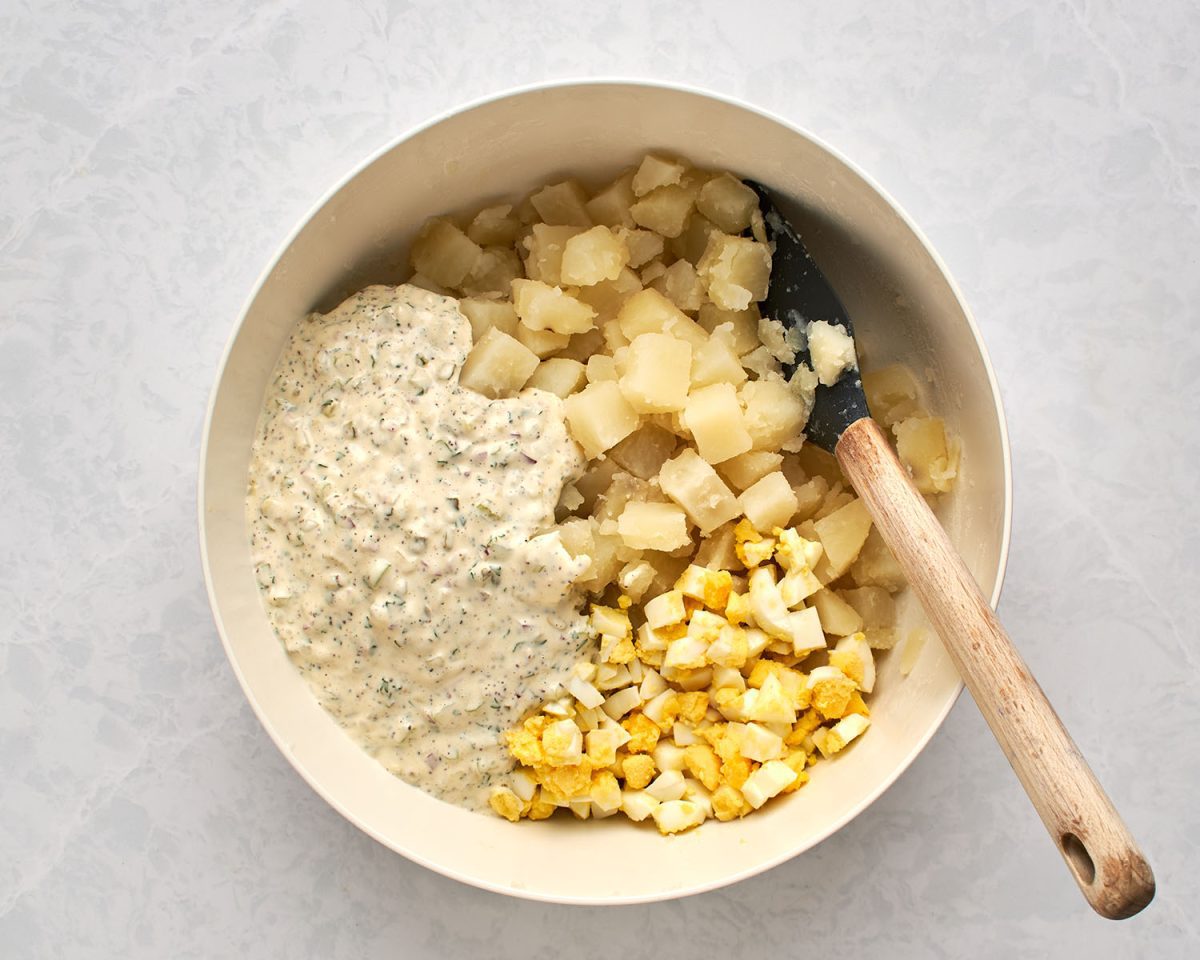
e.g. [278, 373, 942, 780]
[200, 80, 1011, 904]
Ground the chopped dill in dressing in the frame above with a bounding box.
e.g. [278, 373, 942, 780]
[246, 284, 593, 810]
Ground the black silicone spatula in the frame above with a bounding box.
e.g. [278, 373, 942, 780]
[745, 181, 1154, 920]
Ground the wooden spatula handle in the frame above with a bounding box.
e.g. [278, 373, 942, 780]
[835, 417, 1154, 919]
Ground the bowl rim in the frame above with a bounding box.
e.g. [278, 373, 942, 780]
[198, 76, 1013, 905]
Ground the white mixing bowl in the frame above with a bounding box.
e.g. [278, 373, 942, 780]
[200, 80, 1011, 904]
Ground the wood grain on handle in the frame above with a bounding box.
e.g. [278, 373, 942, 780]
[835, 417, 1155, 920]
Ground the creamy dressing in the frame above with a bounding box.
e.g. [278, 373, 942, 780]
[246, 284, 592, 810]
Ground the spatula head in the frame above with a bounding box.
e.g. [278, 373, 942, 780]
[747, 180, 869, 453]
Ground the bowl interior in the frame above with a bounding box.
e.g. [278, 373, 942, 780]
[201, 82, 1009, 903]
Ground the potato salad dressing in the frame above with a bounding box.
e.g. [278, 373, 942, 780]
[246, 285, 592, 810]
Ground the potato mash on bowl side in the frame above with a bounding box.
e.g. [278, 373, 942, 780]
[246, 154, 960, 834]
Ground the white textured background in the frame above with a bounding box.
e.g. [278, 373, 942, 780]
[2, 1, 1198, 956]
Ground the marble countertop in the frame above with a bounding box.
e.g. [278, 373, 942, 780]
[3, 1, 1197, 956]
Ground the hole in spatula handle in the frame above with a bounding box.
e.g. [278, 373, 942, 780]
[1062, 832, 1096, 885]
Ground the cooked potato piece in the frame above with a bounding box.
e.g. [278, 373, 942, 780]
[564, 381, 640, 458]
[795, 443, 844, 485]
[526, 357, 587, 398]
[575, 457, 620, 514]
[560, 226, 630, 286]
[616, 228, 665, 269]
[601, 319, 630, 353]
[809, 589, 864, 636]
[460, 246, 522, 297]
[894, 416, 957, 494]
[632, 154, 688, 196]
[630, 180, 699, 238]
[658, 448, 742, 534]
[837, 586, 896, 629]
[740, 379, 809, 450]
[697, 304, 761, 355]
[670, 213, 720, 265]
[717, 450, 783, 491]
[586, 170, 637, 228]
[617, 502, 691, 551]
[516, 322, 570, 359]
[791, 475, 829, 522]
[407, 273, 449, 295]
[682, 383, 753, 464]
[530, 180, 593, 227]
[617, 288, 686, 340]
[807, 320, 858, 386]
[696, 173, 759, 234]
[466, 204, 522, 246]
[850, 528, 906, 591]
[594, 472, 661, 526]
[459, 327, 539, 399]
[697, 233, 771, 311]
[619, 333, 692, 414]
[579, 521, 626, 592]
[576, 267, 643, 323]
[690, 324, 748, 389]
[738, 472, 798, 532]
[556, 326, 606, 363]
[511, 279, 596, 335]
[410, 218, 482, 288]
[586, 354, 618, 383]
[522, 224, 584, 285]
[458, 298, 519, 343]
[693, 521, 744, 572]
[813, 498, 873, 578]
[608, 423, 678, 479]
[654, 260, 706, 312]
[640, 260, 667, 285]
[863, 364, 923, 427]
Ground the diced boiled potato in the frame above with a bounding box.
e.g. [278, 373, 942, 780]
[617, 502, 691, 551]
[601, 319, 630, 354]
[718, 450, 783, 492]
[838, 586, 896, 629]
[640, 260, 667, 284]
[608, 423, 678, 479]
[466, 204, 522, 246]
[741, 345, 783, 382]
[530, 179, 593, 227]
[522, 224, 583, 285]
[696, 173, 759, 234]
[792, 475, 829, 522]
[585, 170, 637, 228]
[658, 448, 742, 534]
[573, 267, 643, 325]
[525, 357, 586, 398]
[813, 498, 874, 578]
[739, 379, 809, 450]
[594, 472, 660, 526]
[458, 298, 518, 343]
[697, 233, 771, 311]
[894, 416, 958, 494]
[795, 443, 844, 485]
[632, 154, 688, 196]
[809, 589, 864, 636]
[460, 246, 523, 298]
[515, 322, 569, 358]
[670, 213, 721, 265]
[574, 458, 619, 515]
[560, 225, 630, 286]
[409, 218, 482, 288]
[864, 364, 923, 427]
[693, 522, 743, 572]
[458, 327, 539, 399]
[697, 303, 761, 355]
[618, 333, 692, 414]
[630, 179, 701, 238]
[556, 326, 606, 363]
[690, 323, 748, 389]
[682, 382, 753, 464]
[563, 381, 640, 458]
[615, 227, 665, 269]
[406, 273, 449, 295]
[850, 528, 906, 591]
[738, 472, 798, 532]
[511, 278, 596, 335]
[807, 320, 858, 386]
[586, 354, 618, 383]
[653, 260, 705, 312]
[616, 287, 689, 340]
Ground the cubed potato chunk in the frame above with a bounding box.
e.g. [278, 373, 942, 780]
[894, 416, 958, 493]
[586, 354, 618, 383]
[807, 320, 858, 386]
[632, 154, 688, 196]
[670, 214, 720, 265]
[617, 502, 691, 551]
[511, 279, 596, 335]
[791, 475, 829, 522]
[522, 224, 584, 285]
[630, 181, 699, 238]
[658, 448, 742, 534]
[586, 170, 637, 228]
[530, 180, 593, 227]
[813, 498, 874, 578]
[409, 218, 482, 288]
[563, 381, 640, 458]
[809, 589, 864, 637]
[697, 233, 771, 311]
[653, 259, 706, 312]
[739, 379, 809, 450]
[608, 423, 678, 479]
[460, 246, 522, 298]
[466, 204, 522, 246]
[696, 173, 759, 234]
[697, 304, 761, 355]
[560, 226, 630, 286]
[516, 322, 570, 359]
[616, 228, 665, 269]
[693, 522, 744, 572]
[556, 326, 606, 363]
[691, 323, 749, 389]
[617, 288, 709, 351]
[575, 267, 643, 323]
[863, 364, 923, 427]
[718, 450, 783, 491]
[458, 298, 518, 343]
[525, 357, 587, 398]
[618, 333, 692, 414]
[837, 586, 896, 629]
[850, 528, 906, 591]
[458, 328, 539, 399]
[682, 383, 753, 464]
[738, 472, 798, 532]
